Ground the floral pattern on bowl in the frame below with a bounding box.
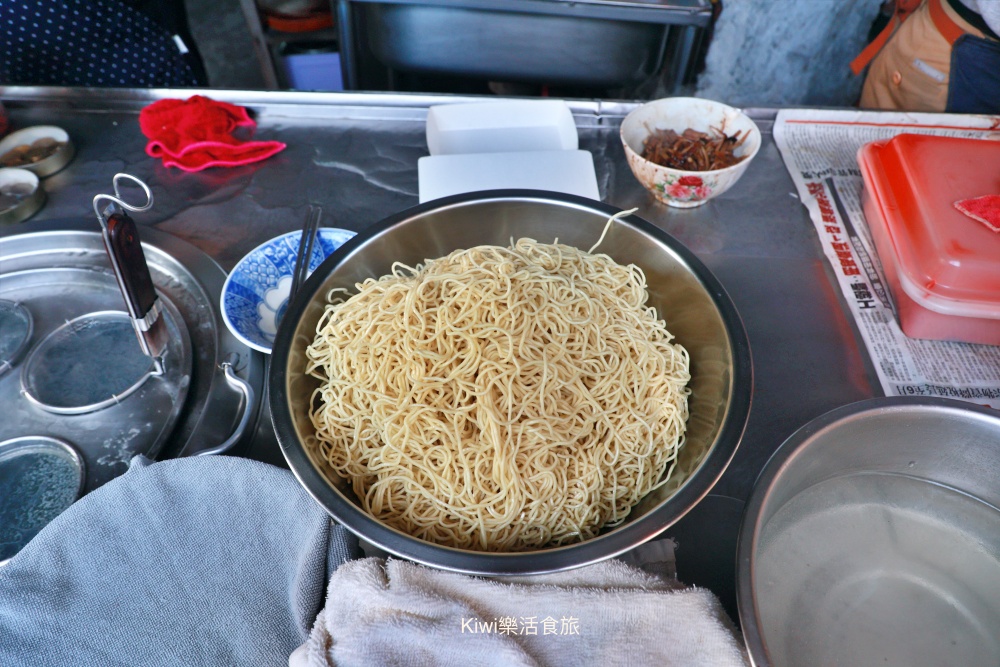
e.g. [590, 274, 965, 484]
[620, 97, 761, 209]
[657, 173, 717, 206]
[221, 227, 355, 353]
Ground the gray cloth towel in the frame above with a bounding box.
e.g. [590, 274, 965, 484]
[300, 556, 750, 667]
[0, 455, 360, 666]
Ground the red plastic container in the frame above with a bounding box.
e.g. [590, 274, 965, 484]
[858, 134, 1000, 345]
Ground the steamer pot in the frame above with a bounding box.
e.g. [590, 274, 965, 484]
[0, 219, 265, 494]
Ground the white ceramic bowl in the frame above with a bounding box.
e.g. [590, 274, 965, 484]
[221, 227, 355, 353]
[620, 97, 761, 208]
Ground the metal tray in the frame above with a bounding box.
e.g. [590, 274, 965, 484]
[0, 220, 266, 495]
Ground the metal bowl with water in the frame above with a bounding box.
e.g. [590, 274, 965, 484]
[269, 190, 752, 575]
[738, 397, 1000, 666]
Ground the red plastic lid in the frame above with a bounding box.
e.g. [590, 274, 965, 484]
[859, 134, 1000, 317]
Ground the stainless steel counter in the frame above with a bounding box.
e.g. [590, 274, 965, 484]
[0, 86, 877, 617]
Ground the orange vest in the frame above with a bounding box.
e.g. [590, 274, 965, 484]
[852, 0, 969, 75]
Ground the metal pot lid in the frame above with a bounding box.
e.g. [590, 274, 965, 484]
[21, 312, 156, 413]
[21, 309, 189, 415]
[0, 299, 32, 377]
[0, 220, 265, 495]
[0, 435, 84, 565]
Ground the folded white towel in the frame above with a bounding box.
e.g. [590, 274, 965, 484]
[299, 553, 749, 667]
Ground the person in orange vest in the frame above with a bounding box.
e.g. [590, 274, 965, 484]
[854, 0, 999, 113]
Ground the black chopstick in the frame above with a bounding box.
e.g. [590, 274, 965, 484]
[290, 204, 322, 304]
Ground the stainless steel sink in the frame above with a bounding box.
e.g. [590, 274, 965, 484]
[336, 0, 713, 93]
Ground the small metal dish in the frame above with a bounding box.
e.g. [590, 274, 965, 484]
[0, 125, 75, 178]
[0, 168, 45, 225]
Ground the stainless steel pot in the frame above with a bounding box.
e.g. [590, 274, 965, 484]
[270, 190, 752, 575]
[738, 397, 1000, 667]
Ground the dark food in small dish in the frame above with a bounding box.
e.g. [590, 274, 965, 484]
[641, 127, 749, 172]
[0, 138, 66, 168]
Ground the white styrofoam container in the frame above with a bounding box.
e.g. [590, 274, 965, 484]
[425, 101, 578, 155]
[417, 150, 599, 203]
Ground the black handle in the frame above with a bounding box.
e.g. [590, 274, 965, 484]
[105, 211, 158, 318]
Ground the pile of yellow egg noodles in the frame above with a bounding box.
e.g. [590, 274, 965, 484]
[306, 218, 690, 551]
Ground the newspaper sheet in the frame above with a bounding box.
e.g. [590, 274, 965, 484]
[773, 109, 1000, 408]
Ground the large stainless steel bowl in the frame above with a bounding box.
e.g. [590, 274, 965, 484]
[270, 190, 752, 575]
[738, 397, 1000, 667]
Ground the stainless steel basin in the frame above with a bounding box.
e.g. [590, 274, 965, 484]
[270, 190, 752, 575]
[739, 397, 1000, 667]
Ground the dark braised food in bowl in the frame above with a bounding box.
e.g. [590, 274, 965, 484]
[641, 127, 749, 172]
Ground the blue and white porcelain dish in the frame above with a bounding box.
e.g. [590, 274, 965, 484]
[221, 227, 355, 354]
